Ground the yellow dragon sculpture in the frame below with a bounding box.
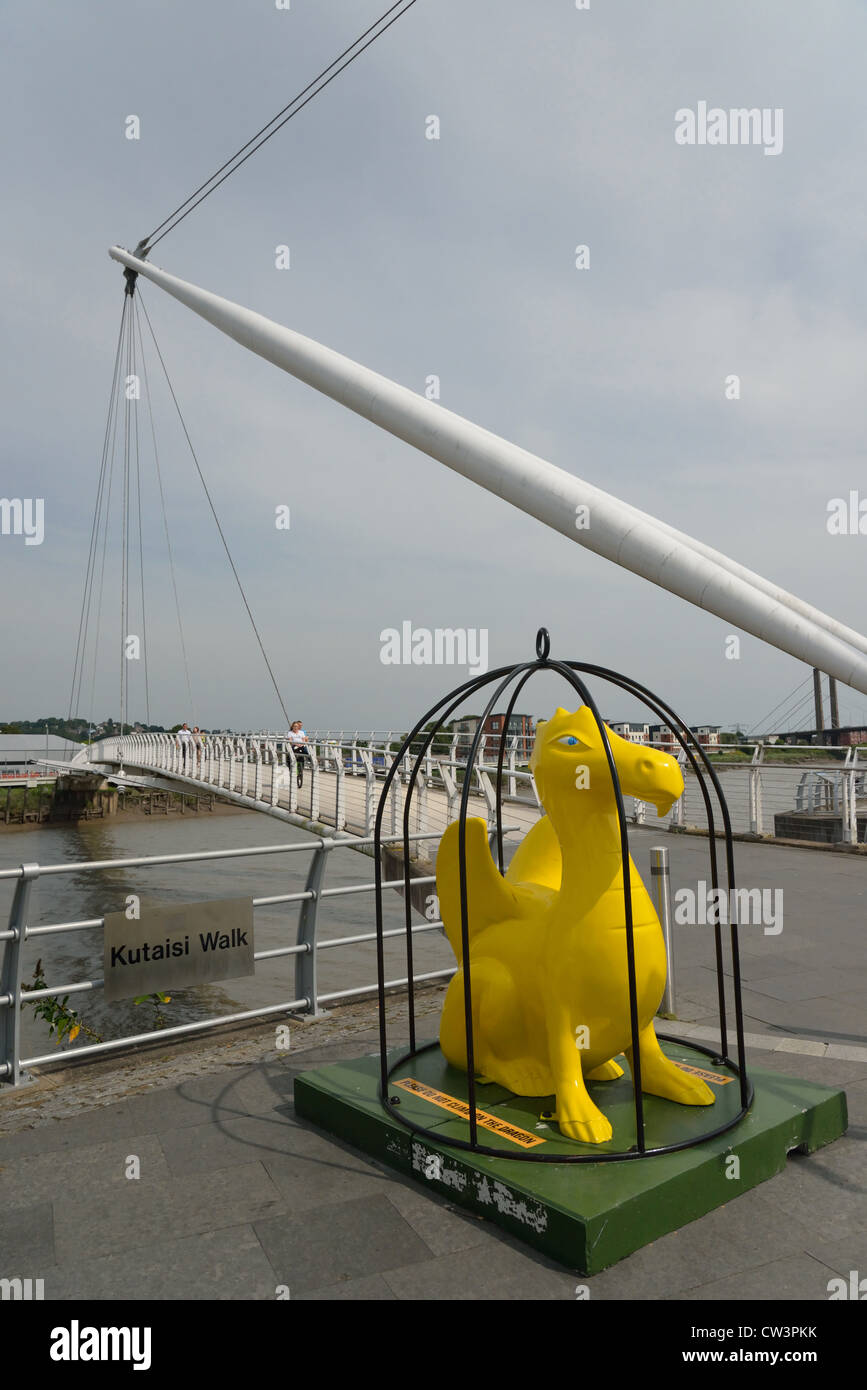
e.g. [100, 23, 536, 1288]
[436, 706, 715, 1144]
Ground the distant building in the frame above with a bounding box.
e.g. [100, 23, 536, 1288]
[482, 713, 535, 759]
[609, 722, 650, 745]
[628, 723, 722, 752]
[0, 734, 84, 777]
[451, 717, 480, 753]
[830, 727, 867, 747]
[647, 723, 677, 752]
[454, 713, 535, 759]
[776, 726, 867, 748]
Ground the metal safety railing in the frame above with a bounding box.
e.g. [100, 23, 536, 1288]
[0, 830, 454, 1087]
[0, 827, 678, 1089]
[621, 743, 867, 846]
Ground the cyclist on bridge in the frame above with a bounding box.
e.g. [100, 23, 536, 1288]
[287, 720, 310, 789]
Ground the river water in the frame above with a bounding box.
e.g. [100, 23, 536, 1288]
[0, 811, 455, 1062]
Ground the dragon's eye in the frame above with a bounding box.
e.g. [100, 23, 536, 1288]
[558, 735, 580, 747]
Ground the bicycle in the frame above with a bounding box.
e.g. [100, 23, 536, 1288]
[289, 742, 309, 789]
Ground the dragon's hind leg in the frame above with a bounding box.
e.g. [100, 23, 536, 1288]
[439, 960, 552, 1096]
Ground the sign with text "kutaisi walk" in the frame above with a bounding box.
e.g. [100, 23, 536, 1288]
[103, 898, 255, 1002]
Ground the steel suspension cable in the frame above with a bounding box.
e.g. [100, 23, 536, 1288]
[87, 306, 130, 735]
[753, 687, 816, 739]
[143, 0, 419, 251]
[68, 298, 129, 720]
[137, 291, 291, 727]
[784, 688, 824, 733]
[120, 287, 133, 742]
[747, 674, 813, 737]
[130, 310, 151, 727]
[133, 297, 196, 726]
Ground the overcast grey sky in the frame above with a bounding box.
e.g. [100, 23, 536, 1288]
[2, 0, 866, 734]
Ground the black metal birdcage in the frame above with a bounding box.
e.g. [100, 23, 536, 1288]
[373, 629, 753, 1162]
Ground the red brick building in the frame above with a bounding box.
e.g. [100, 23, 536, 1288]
[480, 713, 535, 759]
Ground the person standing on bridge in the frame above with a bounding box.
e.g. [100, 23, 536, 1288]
[287, 720, 309, 789]
[176, 722, 193, 773]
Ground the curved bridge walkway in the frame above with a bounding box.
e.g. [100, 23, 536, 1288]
[72, 732, 544, 853]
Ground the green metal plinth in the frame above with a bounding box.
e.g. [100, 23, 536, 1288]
[293, 1039, 847, 1274]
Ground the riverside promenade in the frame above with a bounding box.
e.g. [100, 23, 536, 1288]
[0, 830, 865, 1301]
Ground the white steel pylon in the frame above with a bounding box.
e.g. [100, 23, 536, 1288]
[109, 245, 867, 696]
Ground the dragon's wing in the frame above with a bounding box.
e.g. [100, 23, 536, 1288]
[505, 815, 562, 891]
[436, 817, 523, 962]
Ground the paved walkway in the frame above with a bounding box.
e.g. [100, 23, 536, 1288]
[0, 1004, 863, 1301]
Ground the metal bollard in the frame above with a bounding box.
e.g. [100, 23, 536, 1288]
[650, 846, 676, 1017]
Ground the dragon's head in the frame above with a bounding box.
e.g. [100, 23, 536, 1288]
[530, 707, 684, 819]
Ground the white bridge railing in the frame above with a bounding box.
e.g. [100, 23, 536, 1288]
[81, 731, 539, 840]
[72, 734, 867, 846]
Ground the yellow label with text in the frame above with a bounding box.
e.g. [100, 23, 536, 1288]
[674, 1061, 733, 1086]
[393, 1077, 546, 1147]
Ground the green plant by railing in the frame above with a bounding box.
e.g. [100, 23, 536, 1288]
[133, 992, 172, 1027]
[21, 959, 102, 1046]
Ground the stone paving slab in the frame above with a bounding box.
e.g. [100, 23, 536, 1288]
[748, 1139, 865, 1245]
[253, 1194, 433, 1296]
[156, 1112, 308, 1178]
[43, 1225, 278, 1302]
[0, 1101, 155, 1160]
[382, 1177, 490, 1257]
[0, 1199, 55, 1270]
[378, 1238, 577, 1301]
[52, 1159, 286, 1264]
[259, 1130, 393, 1212]
[744, 969, 856, 1002]
[0, 1133, 170, 1206]
[682, 1254, 840, 1302]
[837, 1077, 867, 1122]
[299, 1272, 397, 1300]
[803, 1231, 867, 1283]
[731, 993, 866, 1039]
[737, 955, 815, 982]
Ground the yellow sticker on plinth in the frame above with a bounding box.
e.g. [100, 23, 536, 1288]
[393, 1077, 546, 1147]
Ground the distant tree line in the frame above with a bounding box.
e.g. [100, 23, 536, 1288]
[0, 716, 169, 741]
